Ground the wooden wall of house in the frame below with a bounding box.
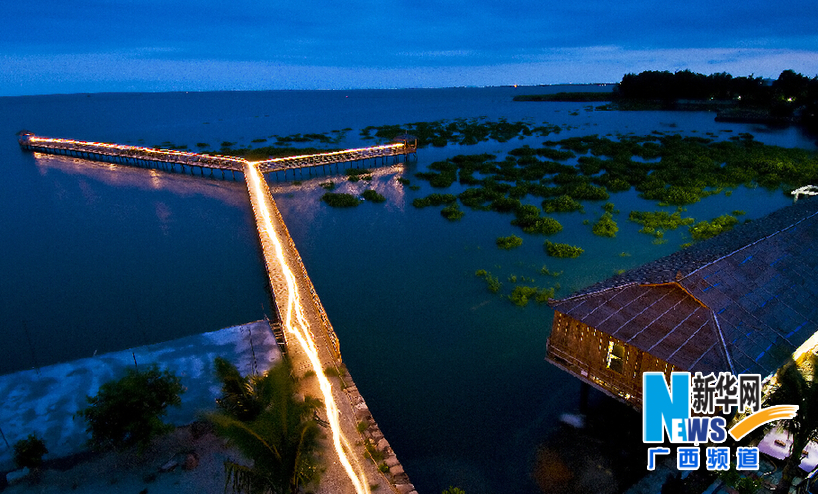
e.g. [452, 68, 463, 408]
[547, 311, 677, 408]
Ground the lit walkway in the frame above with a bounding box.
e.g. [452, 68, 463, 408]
[243, 162, 387, 494]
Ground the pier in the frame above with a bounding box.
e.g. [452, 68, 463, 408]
[18, 133, 417, 494]
[256, 139, 416, 174]
[17, 132, 416, 179]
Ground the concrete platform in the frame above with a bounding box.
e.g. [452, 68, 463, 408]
[0, 320, 281, 471]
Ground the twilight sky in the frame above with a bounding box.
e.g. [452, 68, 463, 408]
[1, 0, 817, 95]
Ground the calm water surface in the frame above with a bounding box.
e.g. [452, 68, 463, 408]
[1, 87, 815, 493]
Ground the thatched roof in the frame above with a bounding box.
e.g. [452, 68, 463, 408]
[550, 197, 818, 376]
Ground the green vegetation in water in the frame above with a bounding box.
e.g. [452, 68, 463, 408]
[542, 195, 584, 213]
[345, 168, 371, 177]
[412, 193, 457, 208]
[409, 131, 818, 229]
[217, 145, 343, 160]
[545, 241, 584, 258]
[638, 185, 718, 205]
[362, 189, 386, 203]
[511, 206, 563, 235]
[274, 132, 339, 145]
[602, 202, 618, 213]
[319, 181, 336, 191]
[360, 117, 562, 147]
[496, 235, 523, 250]
[540, 265, 563, 277]
[441, 203, 465, 221]
[442, 487, 467, 494]
[508, 286, 556, 306]
[592, 212, 619, 237]
[629, 210, 695, 230]
[638, 226, 664, 239]
[397, 177, 411, 186]
[321, 192, 360, 208]
[689, 214, 740, 241]
[475, 270, 502, 293]
[346, 168, 373, 182]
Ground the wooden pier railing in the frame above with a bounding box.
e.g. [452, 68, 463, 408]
[255, 139, 416, 174]
[18, 133, 246, 172]
[18, 132, 417, 177]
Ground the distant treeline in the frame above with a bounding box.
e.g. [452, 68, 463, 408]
[517, 69, 818, 130]
[619, 69, 818, 128]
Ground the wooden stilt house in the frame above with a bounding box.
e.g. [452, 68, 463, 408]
[546, 198, 818, 409]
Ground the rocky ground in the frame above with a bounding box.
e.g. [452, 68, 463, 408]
[3, 423, 234, 494]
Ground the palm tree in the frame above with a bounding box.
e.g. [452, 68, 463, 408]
[765, 354, 818, 494]
[209, 357, 323, 494]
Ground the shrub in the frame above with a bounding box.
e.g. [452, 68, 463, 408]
[362, 189, 386, 203]
[544, 241, 584, 258]
[511, 204, 563, 234]
[13, 433, 48, 469]
[564, 183, 609, 201]
[496, 235, 523, 250]
[321, 192, 360, 208]
[441, 203, 465, 221]
[689, 214, 739, 241]
[77, 364, 184, 451]
[345, 168, 372, 177]
[319, 181, 336, 191]
[541, 195, 583, 213]
[629, 210, 694, 230]
[412, 193, 457, 208]
[442, 487, 467, 494]
[209, 358, 322, 493]
[508, 286, 555, 306]
[490, 196, 522, 213]
[592, 212, 619, 237]
[477, 272, 502, 293]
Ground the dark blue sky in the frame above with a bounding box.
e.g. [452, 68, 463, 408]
[1, 0, 816, 95]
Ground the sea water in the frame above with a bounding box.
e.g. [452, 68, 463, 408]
[0, 87, 815, 493]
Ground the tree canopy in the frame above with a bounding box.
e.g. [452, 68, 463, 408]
[77, 364, 184, 451]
